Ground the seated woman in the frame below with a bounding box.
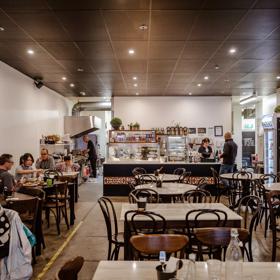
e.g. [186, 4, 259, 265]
[15, 153, 42, 181]
[55, 155, 80, 172]
[198, 138, 213, 159]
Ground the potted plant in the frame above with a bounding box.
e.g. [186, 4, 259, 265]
[128, 123, 133, 130]
[133, 122, 140, 130]
[110, 117, 122, 130]
[274, 105, 280, 113]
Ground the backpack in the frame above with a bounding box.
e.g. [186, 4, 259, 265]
[0, 206, 10, 258]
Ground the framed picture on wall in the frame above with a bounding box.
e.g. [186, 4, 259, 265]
[214, 125, 223, 137]
[188, 128, 196, 134]
[197, 127, 206, 134]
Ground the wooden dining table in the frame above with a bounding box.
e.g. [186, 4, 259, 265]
[92, 261, 280, 280]
[120, 202, 242, 260]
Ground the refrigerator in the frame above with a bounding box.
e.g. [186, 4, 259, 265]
[262, 114, 280, 174]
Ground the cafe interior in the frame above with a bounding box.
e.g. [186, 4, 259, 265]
[1, 0, 280, 279]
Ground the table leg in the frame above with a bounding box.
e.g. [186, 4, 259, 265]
[75, 177, 78, 203]
[68, 185, 75, 225]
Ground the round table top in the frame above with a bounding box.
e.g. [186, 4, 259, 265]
[219, 173, 263, 180]
[135, 182, 196, 196]
[264, 182, 280, 192]
[135, 173, 181, 182]
[0, 192, 34, 206]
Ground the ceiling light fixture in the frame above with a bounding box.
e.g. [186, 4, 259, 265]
[229, 48, 236, 54]
[0, 27, 5, 31]
[277, 76, 280, 80]
[27, 49, 34, 55]
[128, 49, 135, 55]
[62, 76, 67, 81]
[204, 76, 209, 80]
[197, 83, 202, 87]
[215, 64, 219, 70]
[133, 83, 138, 87]
[240, 94, 257, 105]
[80, 91, 86, 96]
[139, 24, 148, 31]
[70, 83, 75, 88]
[133, 76, 137, 80]
[136, 92, 139, 96]
[77, 68, 84, 72]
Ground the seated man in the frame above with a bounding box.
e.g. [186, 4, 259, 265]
[0, 154, 16, 192]
[55, 155, 80, 172]
[35, 148, 55, 170]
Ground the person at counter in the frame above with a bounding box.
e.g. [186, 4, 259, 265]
[0, 154, 16, 192]
[198, 138, 213, 159]
[83, 134, 97, 178]
[15, 153, 42, 181]
[55, 155, 80, 172]
[219, 132, 238, 181]
[35, 148, 55, 170]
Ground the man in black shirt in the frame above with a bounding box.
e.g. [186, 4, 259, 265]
[0, 154, 16, 192]
[83, 134, 97, 178]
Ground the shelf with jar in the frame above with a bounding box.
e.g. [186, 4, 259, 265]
[109, 130, 156, 143]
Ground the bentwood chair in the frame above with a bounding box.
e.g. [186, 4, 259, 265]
[181, 189, 212, 203]
[139, 174, 158, 185]
[185, 209, 228, 260]
[236, 195, 261, 261]
[130, 234, 188, 260]
[132, 167, 147, 184]
[128, 188, 159, 203]
[179, 171, 192, 184]
[210, 167, 228, 203]
[98, 197, 124, 260]
[267, 190, 280, 261]
[173, 168, 186, 176]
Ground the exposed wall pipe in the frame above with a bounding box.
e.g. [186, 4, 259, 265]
[72, 101, 112, 116]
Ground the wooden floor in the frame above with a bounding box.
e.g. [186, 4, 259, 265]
[31, 181, 278, 280]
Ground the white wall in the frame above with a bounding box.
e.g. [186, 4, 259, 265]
[113, 96, 232, 132]
[0, 61, 71, 168]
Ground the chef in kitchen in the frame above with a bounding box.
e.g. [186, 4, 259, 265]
[198, 138, 213, 159]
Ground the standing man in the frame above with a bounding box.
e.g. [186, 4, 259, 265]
[0, 154, 16, 192]
[83, 134, 97, 178]
[219, 131, 238, 175]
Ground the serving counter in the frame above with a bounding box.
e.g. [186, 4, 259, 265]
[103, 160, 221, 196]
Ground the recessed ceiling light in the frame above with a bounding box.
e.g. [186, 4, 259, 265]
[204, 76, 209, 80]
[133, 76, 137, 80]
[80, 91, 86, 96]
[139, 24, 148, 31]
[0, 27, 5, 31]
[215, 64, 220, 70]
[197, 83, 202, 87]
[188, 92, 192, 96]
[77, 68, 84, 72]
[27, 49, 34, 55]
[224, 79, 230, 83]
[62, 76, 67, 81]
[277, 76, 280, 80]
[70, 83, 75, 87]
[136, 92, 139, 96]
[229, 48, 236, 54]
[133, 83, 138, 87]
[128, 49, 135, 55]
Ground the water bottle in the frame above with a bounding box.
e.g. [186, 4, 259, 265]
[225, 228, 243, 280]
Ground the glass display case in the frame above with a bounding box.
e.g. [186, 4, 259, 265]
[108, 130, 159, 161]
[166, 136, 187, 161]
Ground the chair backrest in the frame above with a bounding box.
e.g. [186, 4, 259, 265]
[132, 167, 147, 176]
[129, 188, 159, 203]
[130, 234, 188, 260]
[139, 174, 158, 185]
[54, 182, 68, 202]
[124, 210, 166, 235]
[44, 169, 62, 179]
[128, 180, 136, 191]
[181, 189, 212, 203]
[196, 177, 207, 186]
[185, 209, 228, 236]
[179, 171, 192, 183]
[173, 168, 186, 175]
[210, 167, 219, 185]
[233, 171, 252, 179]
[237, 195, 262, 232]
[7, 198, 39, 233]
[56, 256, 84, 280]
[260, 174, 277, 184]
[98, 197, 118, 241]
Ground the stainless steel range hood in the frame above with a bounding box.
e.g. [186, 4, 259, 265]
[64, 116, 101, 138]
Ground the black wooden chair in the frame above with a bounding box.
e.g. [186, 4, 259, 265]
[182, 189, 212, 203]
[128, 188, 159, 203]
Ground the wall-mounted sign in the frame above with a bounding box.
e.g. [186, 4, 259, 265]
[188, 128, 196, 134]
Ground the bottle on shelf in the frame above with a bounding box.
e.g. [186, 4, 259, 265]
[225, 228, 243, 280]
